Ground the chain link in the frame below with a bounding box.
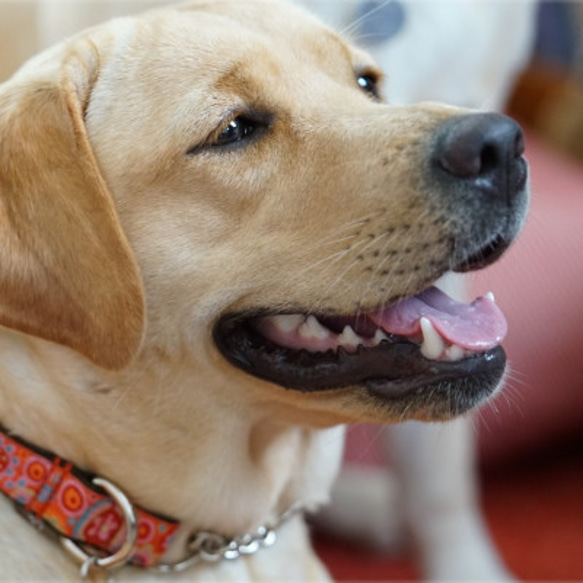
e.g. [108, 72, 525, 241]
[155, 503, 302, 574]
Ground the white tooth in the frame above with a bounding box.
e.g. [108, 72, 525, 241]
[445, 344, 465, 362]
[420, 317, 445, 360]
[372, 329, 389, 346]
[433, 271, 461, 294]
[273, 314, 304, 333]
[485, 292, 495, 303]
[338, 325, 362, 348]
[299, 315, 329, 339]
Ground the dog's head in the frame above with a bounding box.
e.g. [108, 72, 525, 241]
[0, 0, 528, 426]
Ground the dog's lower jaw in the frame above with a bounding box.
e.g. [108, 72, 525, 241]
[0, 330, 343, 579]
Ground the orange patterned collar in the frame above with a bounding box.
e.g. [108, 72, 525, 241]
[0, 426, 179, 569]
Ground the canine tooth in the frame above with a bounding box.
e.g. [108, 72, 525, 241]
[299, 315, 329, 339]
[445, 344, 465, 362]
[485, 292, 495, 302]
[338, 325, 361, 348]
[372, 329, 389, 346]
[273, 314, 304, 333]
[420, 317, 445, 360]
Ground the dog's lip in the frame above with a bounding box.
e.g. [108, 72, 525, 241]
[212, 297, 507, 402]
[452, 233, 511, 273]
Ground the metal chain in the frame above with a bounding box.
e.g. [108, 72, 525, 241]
[17, 468, 303, 581]
[155, 503, 303, 574]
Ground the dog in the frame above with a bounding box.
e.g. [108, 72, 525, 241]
[0, 0, 528, 580]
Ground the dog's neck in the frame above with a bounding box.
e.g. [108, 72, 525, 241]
[0, 331, 344, 562]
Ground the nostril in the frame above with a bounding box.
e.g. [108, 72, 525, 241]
[480, 143, 498, 174]
[439, 141, 481, 177]
[435, 112, 524, 181]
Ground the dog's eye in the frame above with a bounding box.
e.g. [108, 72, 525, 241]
[357, 73, 380, 99]
[216, 116, 256, 145]
[215, 115, 260, 147]
[187, 111, 272, 155]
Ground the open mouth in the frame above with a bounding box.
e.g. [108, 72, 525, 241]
[214, 279, 508, 408]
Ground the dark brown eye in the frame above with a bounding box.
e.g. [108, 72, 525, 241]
[187, 110, 273, 155]
[357, 73, 380, 99]
[215, 115, 258, 146]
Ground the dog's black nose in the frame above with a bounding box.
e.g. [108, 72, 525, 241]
[433, 113, 526, 201]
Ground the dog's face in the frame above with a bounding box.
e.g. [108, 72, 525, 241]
[0, 0, 528, 427]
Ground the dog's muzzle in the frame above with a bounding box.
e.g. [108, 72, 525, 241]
[214, 112, 529, 420]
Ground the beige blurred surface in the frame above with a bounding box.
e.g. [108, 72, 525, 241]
[0, 2, 38, 81]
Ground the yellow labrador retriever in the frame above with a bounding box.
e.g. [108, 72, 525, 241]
[0, 0, 528, 580]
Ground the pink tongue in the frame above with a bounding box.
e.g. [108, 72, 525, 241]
[369, 287, 507, 350]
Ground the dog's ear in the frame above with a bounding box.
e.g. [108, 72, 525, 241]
[0, 45, 145, 370]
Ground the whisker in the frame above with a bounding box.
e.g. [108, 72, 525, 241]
[473, 406, 491, 435]
[297, 236, 371, 277]
[298, 233, 361, 256]
[340, 0, 392, 38]
[466, 411, 479, 434]
[308, 231, 394, 313]
[291, 212, 380, 256]
[113, 379, 140, 410]
[351, 425, 387, 463]
[398, 400, 415, 423]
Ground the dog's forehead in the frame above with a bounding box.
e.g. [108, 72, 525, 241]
[85, 1, 380, 186]
[132, 3, 367, 92]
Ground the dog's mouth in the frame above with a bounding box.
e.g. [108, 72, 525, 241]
[214, 280, 507, 411]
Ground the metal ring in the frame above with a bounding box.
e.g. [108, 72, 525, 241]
[196, 532, 230, 562]
[60, 477, 138, 573]
[79, 556, 98, 580]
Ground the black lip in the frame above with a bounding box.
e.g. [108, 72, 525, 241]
[452, 233, 511, 272]
[213, 315, 506, 405]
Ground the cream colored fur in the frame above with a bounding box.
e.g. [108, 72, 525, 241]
[0, 1, 495, 581]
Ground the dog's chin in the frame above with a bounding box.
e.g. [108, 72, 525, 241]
[213, 279, 507, 419]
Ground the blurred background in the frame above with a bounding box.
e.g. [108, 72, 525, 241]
[1, 1, 582, 581]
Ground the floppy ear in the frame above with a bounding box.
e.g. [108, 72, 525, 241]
[0, 44, 145, 370]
